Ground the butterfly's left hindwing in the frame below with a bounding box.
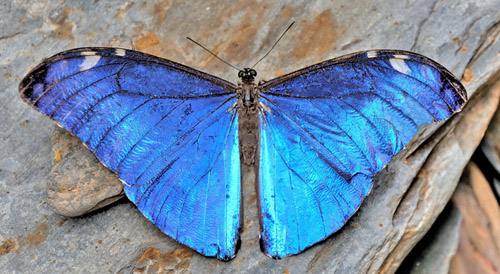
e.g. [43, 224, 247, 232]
[257, 50, 467, 258]
[19, 48, 241, 260]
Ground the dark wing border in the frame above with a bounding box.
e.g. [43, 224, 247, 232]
[259, 49, 467, 103]
[19, 47, 238, 102]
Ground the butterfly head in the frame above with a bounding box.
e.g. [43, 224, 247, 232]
[238, 68, 257, 82]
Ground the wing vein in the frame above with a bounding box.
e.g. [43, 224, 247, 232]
[71, 90, 124, 133]
[173, 111, 237, 238]
[93, 98, 154, 153]
[48, 72, 120, 117]
[260, 96, 351, 180]
[354, 61, 454, 111]
[139, 105, 236, 232]
[32, 62, 126, 105]
[308, 99, 374, 171]
[115, 98, 188, 174]
[128, 96, 236, 189]
[261, 114, 328, 237]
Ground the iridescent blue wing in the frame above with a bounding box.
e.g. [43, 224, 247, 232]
[19, 48, 241, 260]
[257, 50, 467, 258]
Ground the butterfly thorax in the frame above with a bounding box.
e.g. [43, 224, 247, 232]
[237, 68, 260, 165]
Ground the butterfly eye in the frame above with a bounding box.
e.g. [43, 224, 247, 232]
[250, 69, 257, 76]
[238, 71, 244, 78]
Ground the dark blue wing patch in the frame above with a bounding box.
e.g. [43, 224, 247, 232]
[20, 48, 241, 260]
[257, 50, 467, 258]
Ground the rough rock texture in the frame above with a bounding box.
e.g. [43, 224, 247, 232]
[2, 1, 500, 273]
[396, 204, 462, 274]
[394, 139, 500, 274]
[450, 163, 500, 274]
[391, 77, 500, 274]
[127, 247, 196, 273]
[48, 127, 124, 217]
[481, 90, 500, 198]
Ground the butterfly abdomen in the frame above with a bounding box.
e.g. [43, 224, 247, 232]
[238, 81, 260, 166]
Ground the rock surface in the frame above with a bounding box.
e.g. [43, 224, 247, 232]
[48, 127, 124, 217]
[394, 146, 500, 274]
[480, 88, 500, 198]
[2, 1, 500, 273]
[396, 204, 462, 274]
[450, 163, 500, 274]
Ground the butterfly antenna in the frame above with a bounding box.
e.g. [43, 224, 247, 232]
[251, 21, 295, 69]
[187, 37, 242, 71]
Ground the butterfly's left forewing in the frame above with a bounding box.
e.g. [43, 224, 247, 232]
[20, 48, 241, 260]
[257, 50, 467, 258]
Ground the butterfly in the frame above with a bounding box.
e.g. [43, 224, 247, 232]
[19, 46, 467, 260]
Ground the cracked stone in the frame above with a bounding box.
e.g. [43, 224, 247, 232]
[2, 1, 500, 273]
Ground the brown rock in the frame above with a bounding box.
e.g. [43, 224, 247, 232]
[48, 127, 125, 217]
[0, 239, 16, 257]
[450, 163, 500, 274]
[4, 1, 500, 273]
[131, 247, 194, 274]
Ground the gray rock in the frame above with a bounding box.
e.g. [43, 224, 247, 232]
[1, 1, 500, 273]
[481, 98, 500, 172]
[481, 87, 500, 198]
[396, 205, 462, 274]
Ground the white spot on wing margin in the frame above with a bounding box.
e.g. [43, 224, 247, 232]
[394, 54, 410, 60]
[79, 55, 101, 71]
[389, 58, 410, 75]
[79, 51, 97, 56]
[115, 48, 126, 56]
[367, 51, 377, 58]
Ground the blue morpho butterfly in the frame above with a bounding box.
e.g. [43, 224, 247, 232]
[19, 36, 467, 261]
